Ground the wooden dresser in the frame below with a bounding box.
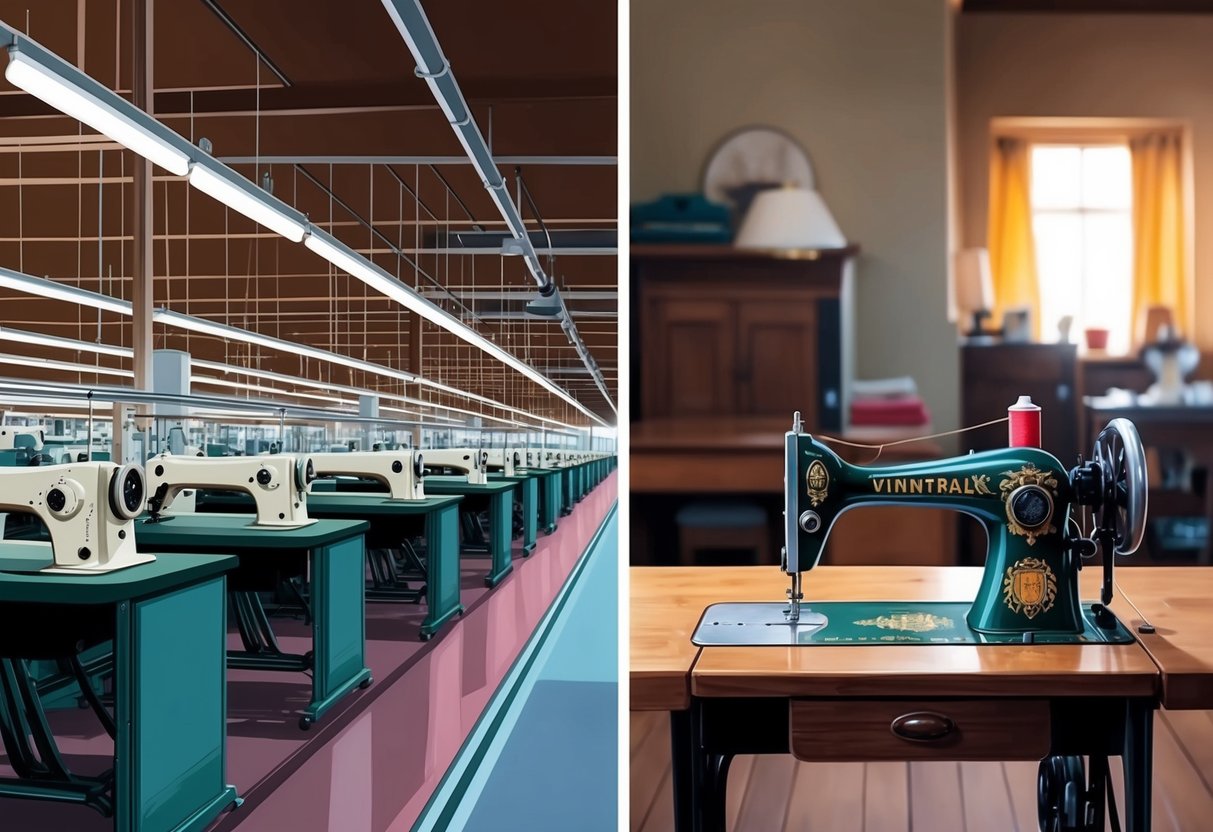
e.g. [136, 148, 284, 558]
[631, 245, 858, 428]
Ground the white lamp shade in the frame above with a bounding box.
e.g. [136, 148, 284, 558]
[734, 187, 846, 250]
[951, 247, 994, 320]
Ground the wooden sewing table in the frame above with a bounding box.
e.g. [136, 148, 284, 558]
[631, 565, 1183, 832]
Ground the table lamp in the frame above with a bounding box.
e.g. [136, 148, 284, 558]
[734, 186, 846, 251]
[952, 247, 995, 338]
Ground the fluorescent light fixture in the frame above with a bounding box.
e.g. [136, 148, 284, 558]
[0, 326, 132, 358]
[190, 375, 358, 408]
[0, 268, 133, 315]
[0, 353, 133, 378]
[4, 49, 190, 176]
[154, 309, 411, 382]
[188, 163, 307, 243]
[304, 228, 606, 426]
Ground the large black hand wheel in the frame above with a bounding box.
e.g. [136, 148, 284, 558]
[1093, 418, 1148, 557]
[1039, 755, 1090, 832]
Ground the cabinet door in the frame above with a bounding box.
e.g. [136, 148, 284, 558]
[645, 297, 735, 418]
[737, 299, 817, 420]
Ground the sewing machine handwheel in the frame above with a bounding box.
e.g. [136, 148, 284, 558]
[414, 452, 425, 480]
[296, 457, 316, 490]
[1038, 755, 1093, 832]
[1093, 418, 1148, 557]
[110, 463, 146, 521]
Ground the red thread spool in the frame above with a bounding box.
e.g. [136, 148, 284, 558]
[1008, 395, 1041, 448]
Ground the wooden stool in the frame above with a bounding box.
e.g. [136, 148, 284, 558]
[676, 502, 770, 565]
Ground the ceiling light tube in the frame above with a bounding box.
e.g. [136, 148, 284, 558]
[0, 326, 132, 358]
[0, 268, 133, 315]
[4, 47, 189, 176]
[188, 162, 307, 243]
[0, 353, 132, 378]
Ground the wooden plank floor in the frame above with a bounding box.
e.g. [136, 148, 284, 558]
[631, 710, 1213, 832]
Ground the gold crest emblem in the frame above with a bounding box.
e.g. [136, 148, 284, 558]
[806, 459, 829, 507]
[854, 612, 954, 633]
[999, 465, 1058, 544]
[1003, 557, 1058, 619]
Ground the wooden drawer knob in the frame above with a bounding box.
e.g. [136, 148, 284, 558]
[890, 712, 956, 743]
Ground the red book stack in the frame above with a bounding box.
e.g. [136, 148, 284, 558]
[848, 377, 930, 428]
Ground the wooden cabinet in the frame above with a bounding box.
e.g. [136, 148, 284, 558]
[960, 343, 1079, 458]
[633, 245, 856, 428]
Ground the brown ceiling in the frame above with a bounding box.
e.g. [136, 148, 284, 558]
[0, 0, 617, 427]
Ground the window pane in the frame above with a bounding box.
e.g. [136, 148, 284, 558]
[1031, 146, 1082, 209]
[1081, 146, 1132, 210]
[1033, 213, 1083, 340]
[1082, 212, 1134, 354]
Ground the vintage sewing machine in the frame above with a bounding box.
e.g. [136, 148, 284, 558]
[0, 461, 152, 573]
[309, 450, 426, 500]
[423, 448, 489, 485]
[484, 448, 522, 477]
[145, 452, 317, 527]
[694, 410, 1148, 645]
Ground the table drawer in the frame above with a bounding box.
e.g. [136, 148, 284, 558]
[789, 698, 1050, 761]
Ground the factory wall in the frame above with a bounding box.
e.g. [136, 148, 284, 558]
[630, 0, 958, 431]
[956, 12, 1213, 355]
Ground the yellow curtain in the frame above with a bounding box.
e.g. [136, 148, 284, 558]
[1130, 131, 1189, 344]
[987, 137, 1041, 339]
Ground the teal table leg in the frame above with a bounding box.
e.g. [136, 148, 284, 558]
[540, 473, 559, 534]
[485, 489, 513, 586]
[420, 503, 463, 640]
[114, 576, 240, 831]
[561, 469, 574, 516]
[519, 477, 538, 555]
[305, 535, 373, 728]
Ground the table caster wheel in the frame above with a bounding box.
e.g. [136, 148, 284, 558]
[1038, 755, 1093, 831]
[359, 677, 373, 689]
[299, 716, 314, 731]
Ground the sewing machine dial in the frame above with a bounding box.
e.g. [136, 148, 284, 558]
[1008, 484, 1054, 532]
[109, 463, 146, 521]
[414, 453, 425, 479]
[45, 478, 85, 520]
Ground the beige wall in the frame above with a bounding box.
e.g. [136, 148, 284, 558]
[631, 0, 958, 431]
[957, 13, 1213, 352]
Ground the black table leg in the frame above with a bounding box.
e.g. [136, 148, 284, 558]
[703, 752, 733, 832]
[670, 708, 695, 832]
[1123, 698, 1154, 832]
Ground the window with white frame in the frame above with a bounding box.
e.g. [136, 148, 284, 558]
[1030, 144, 1133, 354]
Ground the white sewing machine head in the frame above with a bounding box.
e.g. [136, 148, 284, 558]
[145, 453, 317, 527]
[423, 448, 489, 485]
[484, 448, 521, 477]
[0, 461, 153, 573]
[309, 450, 426, 500]
[0, 426, 44, 451]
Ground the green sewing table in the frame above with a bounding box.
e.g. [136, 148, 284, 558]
[488, 471, 540, 555]
[0, 552, 240, 830]
[195, 489, 465, 640]
[133, 515, 372, 729]
[524, 468, 563, 535]
[419, 477, 516, 587]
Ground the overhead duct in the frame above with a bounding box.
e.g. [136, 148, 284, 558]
[379, 0, 616, 419]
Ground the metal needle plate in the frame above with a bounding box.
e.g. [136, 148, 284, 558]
[692, 602, 829, 646]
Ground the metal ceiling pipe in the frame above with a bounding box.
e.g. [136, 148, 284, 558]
[379, 0, 616, 417]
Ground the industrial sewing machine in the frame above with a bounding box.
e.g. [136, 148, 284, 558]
[0, 426, 43, 450]
[0, 461, 152, 573]
[309, 450, 426, 500]
[484, 448, 522, 477]
[145, 452, 317, 527]
[694, 409, 1148, 645]
[423, 448, 489, 485]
